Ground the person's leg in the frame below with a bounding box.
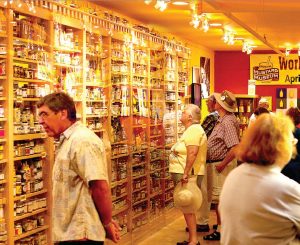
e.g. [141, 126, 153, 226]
[184, 213, 198, 244]
[196, 169, 209, 226]
[203, 162, 222, 241]
[203, 160, 237, 241]
[196, 165, 212, 229]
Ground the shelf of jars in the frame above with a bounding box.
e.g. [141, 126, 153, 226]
[0, 8, 6, 243]
[0, 1, 194, 243]
[10, 10, 52, 244]
[234, 95, 258, 138]
[53, 21, 83, 124]
[111, 38, 131, 120]
[84, 32, 110, 137]
[163, 51, 178, 148]
[110, 109, 130, 236]
[109, 36, 131, 236]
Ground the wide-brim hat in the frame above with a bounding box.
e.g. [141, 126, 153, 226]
[214, 90, 236, 112]
[174, 176, 202, 214]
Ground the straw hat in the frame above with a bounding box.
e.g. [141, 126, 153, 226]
[214, 90, 236, 112]
[173, 176, 202, 214]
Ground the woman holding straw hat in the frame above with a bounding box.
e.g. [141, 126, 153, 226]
[169, 104, 207, 245]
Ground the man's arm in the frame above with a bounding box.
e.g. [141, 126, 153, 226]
[89, 180, 120, 243]
[215, 145, 237, 173]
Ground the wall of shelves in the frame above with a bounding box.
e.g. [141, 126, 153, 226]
[234, 94, 259, 138]
[0, 1, 190, 244]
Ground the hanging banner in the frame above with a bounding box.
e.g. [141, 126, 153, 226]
[250, 54, 300, 85]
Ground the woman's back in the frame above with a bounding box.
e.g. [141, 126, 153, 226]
[220, 163, 300, 245]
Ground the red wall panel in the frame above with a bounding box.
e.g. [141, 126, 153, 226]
[214, 51, 250, 94]
[214, 51, 300, 111]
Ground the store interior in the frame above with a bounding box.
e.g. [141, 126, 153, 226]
[0, 0, 300, 244]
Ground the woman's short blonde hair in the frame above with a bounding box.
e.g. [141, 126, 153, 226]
[185, 104, 201, 123]
[237, 113, 294, 166]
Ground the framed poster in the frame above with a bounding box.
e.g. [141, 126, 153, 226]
[192, 66, 200, 84]
[191, 67, 201, 108]
[200, 56, 210, 98]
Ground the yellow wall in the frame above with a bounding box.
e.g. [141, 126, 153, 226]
[189, 43, 214, 121]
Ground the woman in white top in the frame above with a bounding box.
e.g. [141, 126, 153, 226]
[219, 113, 300, 245]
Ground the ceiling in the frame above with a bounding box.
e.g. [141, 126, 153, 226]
[94, 0, 300, 55]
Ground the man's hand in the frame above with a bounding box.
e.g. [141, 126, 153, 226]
[215, 162, 226, 173]
[105, 220, 121, 243]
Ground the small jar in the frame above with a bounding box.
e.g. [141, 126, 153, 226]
[15, 223, 22, 236]
[0, 126, 4, 137]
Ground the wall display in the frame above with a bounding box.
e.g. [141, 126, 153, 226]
[200, 56, 210, 98]
[191, 67, 201, 107]
[0, 1, 190, 243]
[10, 10, 52, 245]
[235, 95, 258, 138]
[287, 88, 297, 108]
[276, 88, 287, 109]
[250, 54, 300, 85]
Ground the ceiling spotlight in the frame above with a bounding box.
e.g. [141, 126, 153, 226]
[201, 15, 209, 32]
[144, 0, 152, 4]
[242, 41, 248, 52]
[242, 41, 255, 54]
[247, 46, 253, 54]
[190, 14, 200, 29]
[223, 30, 235, 45]
[154, 0, 169, 11]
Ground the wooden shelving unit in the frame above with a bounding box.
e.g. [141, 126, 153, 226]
[0, 1, 190, 244]
[234, 94, 259, 138]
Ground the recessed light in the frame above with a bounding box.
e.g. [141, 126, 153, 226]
[172, 1, 189, 6]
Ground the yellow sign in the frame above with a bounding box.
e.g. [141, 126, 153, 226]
[250, 54, 300, 85]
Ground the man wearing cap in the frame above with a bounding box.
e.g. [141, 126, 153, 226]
[200, 90, 239, 241]
[248, 97, 270, 126]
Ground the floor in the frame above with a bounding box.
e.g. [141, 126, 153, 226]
[138, 211, 220, 245]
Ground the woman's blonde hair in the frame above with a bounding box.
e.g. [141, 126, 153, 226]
[237, 113, 294, 166]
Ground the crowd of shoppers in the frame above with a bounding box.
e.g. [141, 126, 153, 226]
[36, 90, 300, 245]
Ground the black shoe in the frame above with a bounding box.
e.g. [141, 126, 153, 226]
[203, 231, 221, 241]
[185, 224, 210, 232]
[177, 242, 200, 245]
[177, 241, 188, 245]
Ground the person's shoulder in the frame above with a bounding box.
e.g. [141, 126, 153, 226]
[72, 124, 101, 142]
[186, 124, 205, 134]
